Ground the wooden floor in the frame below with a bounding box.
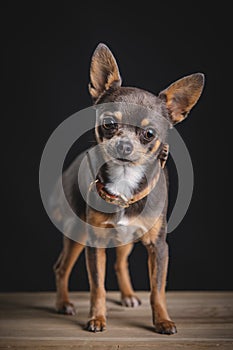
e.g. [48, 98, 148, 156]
[0, 292, 233, 349]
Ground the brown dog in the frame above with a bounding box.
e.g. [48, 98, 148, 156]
[53, 43, 204, 334]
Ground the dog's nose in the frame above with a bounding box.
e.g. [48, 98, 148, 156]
[116, 140, 133, 157]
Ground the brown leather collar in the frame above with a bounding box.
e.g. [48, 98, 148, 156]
[91, 166, 161, 208]
[95, 180, 131, 208]
[86, 148, 165, 209]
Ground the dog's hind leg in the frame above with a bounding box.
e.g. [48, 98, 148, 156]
[53, 236, 84, 315]
[115, 243, 141, 307]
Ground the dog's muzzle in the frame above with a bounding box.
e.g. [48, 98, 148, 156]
[116, 139, 133, 158]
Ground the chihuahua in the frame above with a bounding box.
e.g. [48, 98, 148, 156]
[53, 43, 204, 334]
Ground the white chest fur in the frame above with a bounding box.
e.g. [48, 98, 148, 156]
[105, 163, 145, 199]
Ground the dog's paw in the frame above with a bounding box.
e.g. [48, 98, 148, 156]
[121, 295, 141, 307]
[86, 316, 106, 332]
[56, 302, 76, 315]
[154, 320, 177, 335]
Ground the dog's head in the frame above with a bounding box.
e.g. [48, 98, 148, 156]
[89, 43, 204, 166]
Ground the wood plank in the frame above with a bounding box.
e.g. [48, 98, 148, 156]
[0, 292, 233, 349]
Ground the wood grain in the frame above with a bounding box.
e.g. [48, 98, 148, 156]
[0, 292, 233, 349]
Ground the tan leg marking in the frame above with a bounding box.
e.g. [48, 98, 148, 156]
[86, 247, 107, 332]
[142, 218, 177, 335]
[53, 236, 84, 315]
[115, 243, 141, 307]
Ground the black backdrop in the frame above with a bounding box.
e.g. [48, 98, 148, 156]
[2, 3, 232, 292]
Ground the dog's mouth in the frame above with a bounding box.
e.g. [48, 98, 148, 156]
[112, 157, 137, 165]
[111, 157, 142, 165]
[104, 149, 140, 164]
[116, 158, 131, 163]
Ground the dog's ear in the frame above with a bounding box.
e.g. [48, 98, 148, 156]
[89, 43, 122, 101]
[159, 73, 205, 124]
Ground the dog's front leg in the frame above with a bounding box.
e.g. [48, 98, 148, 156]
[86, 246, 107, 332]
[143, 229, 177, 335]
[115, 243, 141, 307]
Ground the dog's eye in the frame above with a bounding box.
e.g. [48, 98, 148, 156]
[102, 117, 117, 130]
[143, 128, 156, 141]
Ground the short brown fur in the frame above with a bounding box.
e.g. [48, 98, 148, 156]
[53, 43, 204, 335]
